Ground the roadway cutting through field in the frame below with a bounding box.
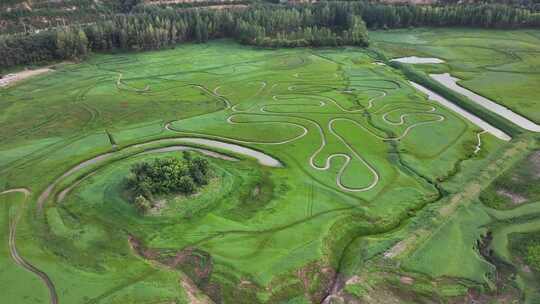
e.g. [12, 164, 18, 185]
[1, 189, 58, 304]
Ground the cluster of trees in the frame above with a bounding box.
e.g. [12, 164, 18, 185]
[0, 0, 116, 35]
[1, 2, 540, 69]
[233, 4, 368, 47]
[0, 3, 370, 68]
[0, 27, 90, 68]
[126, 152, 211, 214]
[85, 3, 369, 49]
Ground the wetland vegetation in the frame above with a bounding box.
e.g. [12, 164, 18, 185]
[1, 1, 540, 304]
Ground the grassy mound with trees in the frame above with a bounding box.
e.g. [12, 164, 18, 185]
[126, 152, 211, 213]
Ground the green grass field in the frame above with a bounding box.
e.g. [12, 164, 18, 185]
[0, 37, 538, 303]
[371, 28, 540, 124]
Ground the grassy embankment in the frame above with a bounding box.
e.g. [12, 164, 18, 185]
[0, 40, 512, 303]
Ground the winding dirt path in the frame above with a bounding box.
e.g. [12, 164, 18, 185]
[474, 131, 486, 154]
[39, 140, 281, 211]
[410, 81, 511, 141]
[167, 75, 448, 192]
[1, 189, 58, 304]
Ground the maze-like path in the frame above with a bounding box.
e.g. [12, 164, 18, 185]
[0, 48, 476, 304]
[165, 57, 448, 193]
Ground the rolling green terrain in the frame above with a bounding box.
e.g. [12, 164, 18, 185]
[371, 28, 540, 124]
[370, 28, 540, 304]
[0, 35, 538, 304]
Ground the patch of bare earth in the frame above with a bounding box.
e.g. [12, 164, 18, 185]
[345, 275, 363, 285]
[181, 276, 214, 304]
[383, 232, 426, 259]
[0, 68, 52, 87]
[399, 276, 414, 285]
[128, 236, 216, 303]
[497, 189, 527, 205]
[352, 281, 413, 304]
[296, 261, 336, 303]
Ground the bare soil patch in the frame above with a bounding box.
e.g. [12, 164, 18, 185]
[128, 236, 218, 302]
[399, 276, 414, 285]
[0, 68, 52, 87]
[181, 276, 214, 304]
[296, 261, 336, 303]
[384, 234, 420, 258]
[496, 189, 527, 205]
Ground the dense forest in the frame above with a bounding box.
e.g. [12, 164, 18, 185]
[1, 1, 540, 69]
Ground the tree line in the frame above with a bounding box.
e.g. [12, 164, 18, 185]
[1, 2, 539, 69]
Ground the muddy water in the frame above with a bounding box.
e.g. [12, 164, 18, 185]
[390, 56, 445, 64]
[410, 81, 512, 141]
[430, 73, 540, 132]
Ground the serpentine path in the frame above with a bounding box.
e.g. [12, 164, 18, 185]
[1, 189, 58, 304]
[42, 66, 485, 202]
[410, 81, 511, 141]
[167, 74, 449, 192]
[5, 57, 504, 304]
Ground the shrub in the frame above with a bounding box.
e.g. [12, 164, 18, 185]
[178, 176, 196, 194]
[134, 195, 151, 214]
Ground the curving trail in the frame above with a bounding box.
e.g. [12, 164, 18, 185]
[1, 49, 494, 304]
[474, 130, 486, 154]
[1, 189, 58, 304]
[409, 81, 511, 141]
[166, 72, 449, 192]
[38, 139, 282, 211]
[36, 59, 452, 211]
[116, 73, 150, 93]
[327, 119, 379, 192]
